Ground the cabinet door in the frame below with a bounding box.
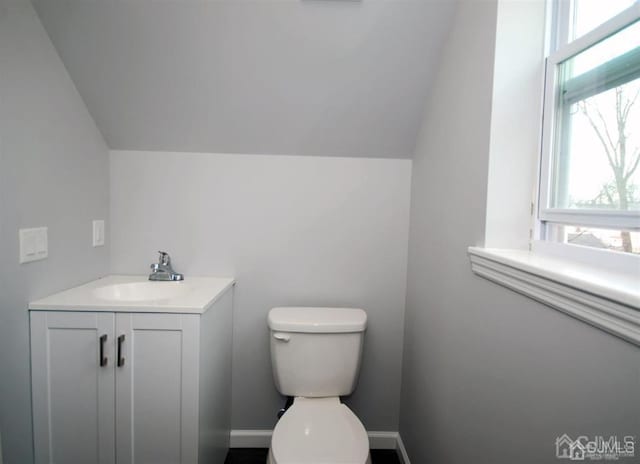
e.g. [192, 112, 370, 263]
[30, 311, 115, 464]
[115, 313, 199, 464]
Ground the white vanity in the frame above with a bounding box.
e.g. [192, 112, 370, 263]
[28, 275, 235, 464]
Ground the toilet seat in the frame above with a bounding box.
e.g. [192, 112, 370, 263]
[270, 397, 370, 464]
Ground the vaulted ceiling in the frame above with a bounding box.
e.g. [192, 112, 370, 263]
[32, 0, 456, 158]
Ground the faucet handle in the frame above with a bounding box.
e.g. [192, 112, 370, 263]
[158, 251, 170, 265]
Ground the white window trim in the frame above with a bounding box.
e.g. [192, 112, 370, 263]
[468, 246, 640, 346]
[540, 209, 640, 229]
[470, 0, 640, 347]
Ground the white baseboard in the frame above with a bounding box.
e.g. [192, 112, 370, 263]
[230, 429, 410, 463]
[396, 433, 411, 464]
[230, 429, 272, 448]
[367, 431, 398, 449]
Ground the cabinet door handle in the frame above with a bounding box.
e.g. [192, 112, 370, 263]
[99, 334, 108, 367]
[117, 334, 125, 367]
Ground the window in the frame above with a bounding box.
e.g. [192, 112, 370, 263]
[469, 0, 639, 346]
[539, 0, 640, 254]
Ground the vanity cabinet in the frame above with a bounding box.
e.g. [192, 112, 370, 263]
[29, 282, 234, 464]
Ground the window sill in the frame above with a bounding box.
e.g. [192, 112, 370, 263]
[468, 247, 640, 346]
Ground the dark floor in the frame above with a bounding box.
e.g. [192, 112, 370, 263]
[224, 448, 401, 464]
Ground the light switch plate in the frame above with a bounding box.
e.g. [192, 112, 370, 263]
[93, 220, 105, 247]
[19, 227, 48, 264]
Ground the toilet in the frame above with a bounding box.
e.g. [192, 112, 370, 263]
[267, 307, 371, 464]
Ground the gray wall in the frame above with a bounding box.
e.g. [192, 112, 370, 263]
[400, 2, 640, 463]
[109, 150, 411, 431]
[31, 0, 455, 159]
[0, 1, 110, 463]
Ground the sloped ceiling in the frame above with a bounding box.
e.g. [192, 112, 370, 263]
[32, 0, 455, 158]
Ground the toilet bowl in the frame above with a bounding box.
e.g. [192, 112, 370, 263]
[268, 397, 371, 464]
[267, 307, 370, 464]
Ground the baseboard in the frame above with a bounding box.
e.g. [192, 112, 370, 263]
[367, 431, 399, 449]
[230, 429, 410, 463]
[396, 433, 411, 464]
[229, 429, 273, 448]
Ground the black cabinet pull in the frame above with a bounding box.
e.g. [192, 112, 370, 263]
[99, 334, 108, 367]
[117, 335, 125, 367]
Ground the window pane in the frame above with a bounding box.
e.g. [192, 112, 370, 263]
[547, 224, 640, 254]
[571, 0, 638, 41]
[554, 81, 640, 210]
[552, 24, 640, 211]
[570, 20, 640, 76]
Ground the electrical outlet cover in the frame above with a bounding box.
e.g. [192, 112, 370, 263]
[19, 227, 48, 264]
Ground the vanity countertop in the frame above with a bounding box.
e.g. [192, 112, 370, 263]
[29, 275, 235, 314]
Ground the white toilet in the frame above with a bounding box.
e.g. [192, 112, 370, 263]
[267, 307, 371, 464]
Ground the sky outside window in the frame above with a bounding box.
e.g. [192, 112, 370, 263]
[570, 0, 638, 41]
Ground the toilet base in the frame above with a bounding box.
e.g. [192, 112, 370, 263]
[267, 447, 372, 464]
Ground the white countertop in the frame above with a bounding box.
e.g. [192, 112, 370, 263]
[29, 275, 235, 314]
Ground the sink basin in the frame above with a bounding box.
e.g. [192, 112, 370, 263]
[93, 281, 190, 302]
[29, 275, 235, 313]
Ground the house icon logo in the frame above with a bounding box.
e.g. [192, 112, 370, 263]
[556, 434, 586, 460]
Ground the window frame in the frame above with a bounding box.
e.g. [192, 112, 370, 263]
[538, 2, 640, 235]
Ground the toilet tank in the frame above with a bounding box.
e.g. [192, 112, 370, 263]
[268, 307, 367, 397]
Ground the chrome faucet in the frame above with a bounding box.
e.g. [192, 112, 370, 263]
[149, 251, 184, 281]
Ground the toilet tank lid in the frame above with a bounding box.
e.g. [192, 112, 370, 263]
[268, 307, 367, 333]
